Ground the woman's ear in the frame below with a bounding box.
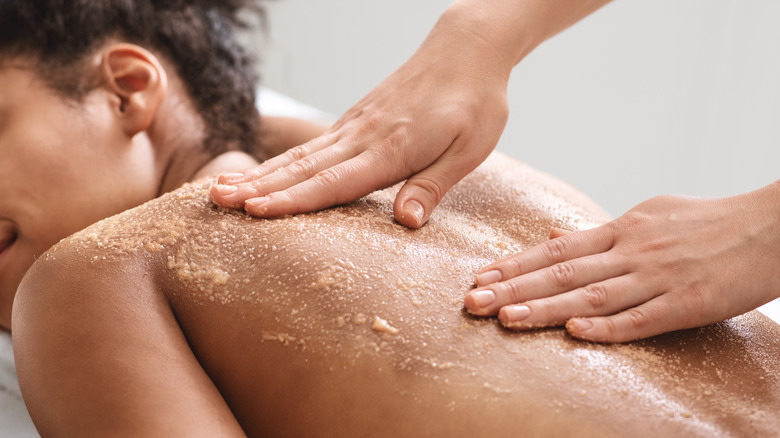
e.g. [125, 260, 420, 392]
[100, 44, 168, 137]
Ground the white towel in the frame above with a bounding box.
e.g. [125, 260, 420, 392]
[758, 299, 780, 325]
[0, 330, 37, 437]
[257, 88, 333, 123]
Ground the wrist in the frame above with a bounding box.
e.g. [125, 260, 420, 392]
[442, 0, 613, 67]
[429, 4, 521, 80]
[747, 180, 780, 300]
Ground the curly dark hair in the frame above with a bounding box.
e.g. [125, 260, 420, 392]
[0, 0, 265, 156]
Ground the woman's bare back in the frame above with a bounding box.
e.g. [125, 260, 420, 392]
[16, 152, 780, 437]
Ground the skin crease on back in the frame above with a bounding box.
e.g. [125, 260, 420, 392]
[14, 152, 780, 437]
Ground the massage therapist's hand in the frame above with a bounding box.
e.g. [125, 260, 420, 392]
[210, 8, 510, 228]
[465, 182, 780, 343]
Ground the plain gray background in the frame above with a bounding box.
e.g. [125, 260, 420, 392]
[252, 0, 780, 218]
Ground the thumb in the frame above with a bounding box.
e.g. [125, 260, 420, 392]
[393, 178, 444, 229]
[393, 155, 476, 229]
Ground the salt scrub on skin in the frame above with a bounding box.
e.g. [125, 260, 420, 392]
[38, 151, 777, 436]
[372, 316, 400, 335]
[66, 179, 256, 304]
[43, 151, 780, 436]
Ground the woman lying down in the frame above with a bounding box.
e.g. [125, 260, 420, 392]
[14, 152, 780, 436]
[4, 1, 779, 436]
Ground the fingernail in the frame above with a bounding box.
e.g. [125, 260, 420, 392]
[502, 305, 531, 324]
[217, 173, 244, 184]
[567, 318, 593, 332]
[213, 184, 238, 196]
[469, 289, 496, 309]
[245, 196, 271, 214]
[219, 173, 244, 180]
[403, 200, 425, 226]
[475, 269, 502, 286]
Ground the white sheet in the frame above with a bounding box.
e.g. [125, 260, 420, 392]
[759, 299, 780, 325]
[0, 331, 37, 437]
[257, 88, 333, 122]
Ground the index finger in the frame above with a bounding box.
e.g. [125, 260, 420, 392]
[243, 149, 399, 217]
[218, 132, 340, 185]
[475, 225, 615, 286]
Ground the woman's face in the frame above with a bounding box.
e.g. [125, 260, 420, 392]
[0, 63, 159, 330]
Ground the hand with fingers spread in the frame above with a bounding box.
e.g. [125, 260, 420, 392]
[210, 0, 612, 228]
[465, 182, 780, 343]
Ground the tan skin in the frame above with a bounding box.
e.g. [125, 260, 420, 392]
[13, 153, 780, 437]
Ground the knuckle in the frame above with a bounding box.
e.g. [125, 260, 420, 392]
[361, 146, 387, 162]
[284, 144, 309, 162]
[506, 257, 524, 276]
[361, 147, 394, 172]
[602, 317, 622, 339]
[385, 124, 411, 149]
[360, 148, 400, 188]
[312, 167, 343, 191]
[411, 176, 446, 204]
[360, 112, 385, 133]
[679, 282, 709, 323]
[548, 262, 576, 288]
[286, 158, 318, 179]
[582, 283, 609, 310]
[504, 280, 525, 304]
[543, 238, 568, 263]
[308, 168, 344, 207]
[615, 211, 650, 232]
[625, 307, 653, 331]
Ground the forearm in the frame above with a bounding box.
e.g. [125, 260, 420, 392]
[211, 0, 612, 225]
[434, 0, 612, 73]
